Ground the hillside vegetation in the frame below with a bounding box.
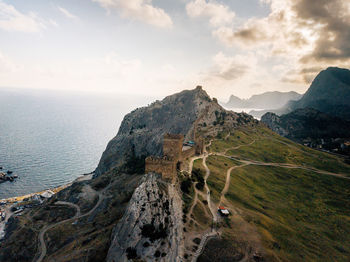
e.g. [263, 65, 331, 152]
[197, 125, 350, 261]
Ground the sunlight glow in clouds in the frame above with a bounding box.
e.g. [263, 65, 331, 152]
[92, 0, 173, 28]
[186, 0, 235, 27]
[0, 0, 349, 99]
[210, 0, 350, 84]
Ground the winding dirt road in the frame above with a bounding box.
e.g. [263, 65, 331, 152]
[219, 164, 249, 205]
[190, 141, 221, 262]
[35, 183, 112, 262]
[191, 136, 349, 261]
[36, 201, 81, 262]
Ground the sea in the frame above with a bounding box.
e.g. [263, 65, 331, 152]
[0, 88, 155, 199]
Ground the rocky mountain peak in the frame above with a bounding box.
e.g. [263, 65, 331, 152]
[95, 86, 256, 176]
[95, 87, 216, 176]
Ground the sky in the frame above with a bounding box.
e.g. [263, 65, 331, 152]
[0, 0, 349, 100]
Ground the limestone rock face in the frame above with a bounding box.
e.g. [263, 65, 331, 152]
[106, 173, 183, 262]
[261, 112, 288, 137]
[262, 108, 350, 140]
[95, 86, 214, 176]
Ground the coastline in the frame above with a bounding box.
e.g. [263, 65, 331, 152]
[0, 173, 93, 240]
[0, 172, 93, 204]
[0, 183, 71, 204]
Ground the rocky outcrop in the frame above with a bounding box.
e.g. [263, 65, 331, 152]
[95, 86, 253, 176]
[260, 112, 288, 137]
[252, 67, 350, 120]
[261, 108, 350, 139]
[106, 173, 183, 262]
[95, 86, 214, 176]
[284, 67, 350, 120]
[0, 172, 17, 183]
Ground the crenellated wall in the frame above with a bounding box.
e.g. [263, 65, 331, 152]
[163, 134, 184, 162]
[195, 138, 204, 155]
[145, 156, 176, 182]
[145, 133, 204, 183]
[181, 147, 196, 160]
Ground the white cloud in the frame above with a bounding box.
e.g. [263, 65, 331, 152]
[203, 52, 257, 84]
[186, 0, 235, 27]
[209, 0, 350, 84]
[0, 1, 46, 32]
[57, 6, 78, 20]
[93, 0, 173, 28]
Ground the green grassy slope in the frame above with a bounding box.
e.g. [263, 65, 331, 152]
[227, 166, 350, 261]
[203, 125, 350, 261]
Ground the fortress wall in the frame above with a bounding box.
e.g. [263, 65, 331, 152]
[163, 134, 184, 161]
[195, 138, 204, 155]
[181, 147, 196, 160]
[145, 133, 203, 184]
[145, 157, 176, 182]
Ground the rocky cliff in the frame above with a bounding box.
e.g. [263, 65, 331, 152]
[283, 67, 350, 119]
[95, 86, 249, 176]
[251, 67, 350, 119]
[291, 67, 350, 111]
[261, 108, 350, 139]
[0, 86, 259, 262]
[95, 86, 212, 176]
[106, 173, 183, 262]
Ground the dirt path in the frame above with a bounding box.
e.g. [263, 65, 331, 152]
[191, 135, 349, 261]
[238, 159, 350, 179]
[202, 154, 218, 224]
[187, 183, 199, 219]
[219, 164, 249, 205]
[211, 150, 349, 180]
[223, 139, 256, 154]
[36, 201, 81, 262]
[188, 156, 204, 175]
[35, 183, 113, 262]
[192, 232, 219, 261]
[191, 141, 221, 262]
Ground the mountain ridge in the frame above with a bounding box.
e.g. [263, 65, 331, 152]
[225, 91, 302, 109]
[256, 67, 350, 119]
[1, 87, 350, 262]
[261, 108, 350, 139]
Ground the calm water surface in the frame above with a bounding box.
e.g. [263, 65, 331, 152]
[0, 89, 154, 199]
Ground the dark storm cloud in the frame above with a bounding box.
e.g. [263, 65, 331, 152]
[233, 27, 268, 43]
[294, 0, 350, 63]
[282, 66, 326, 84]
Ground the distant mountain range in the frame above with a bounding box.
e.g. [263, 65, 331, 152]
[256, 67, 350, 119]
[224, 91, 302, 110]
[286, 67, 350, 120]
[261, 67, 350, 156]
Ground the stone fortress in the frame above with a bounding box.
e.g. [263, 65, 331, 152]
[145, 133, 204, 183]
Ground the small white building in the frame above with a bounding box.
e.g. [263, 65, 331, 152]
[40, 190, 54, 199]
[218, 206, 230, 216]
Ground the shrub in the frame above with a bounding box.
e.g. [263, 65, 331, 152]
[141, 223, 168, 242]
[126, 247, 138, 259]
[192, 168, 205, 190]
[181, 179, 192, 194]
[124, 145, 146, 174]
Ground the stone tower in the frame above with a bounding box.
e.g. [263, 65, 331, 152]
[163, 133, 184, 162]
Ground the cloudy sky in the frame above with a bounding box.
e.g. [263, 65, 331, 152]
[0, 0, 349, 100]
